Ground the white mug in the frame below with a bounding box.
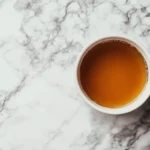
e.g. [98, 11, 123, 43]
[76, 36, 150, 115]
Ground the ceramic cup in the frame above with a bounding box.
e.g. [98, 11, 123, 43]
[76, 36, 150, 115]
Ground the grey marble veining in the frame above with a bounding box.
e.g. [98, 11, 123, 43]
[0, 0, 150, 149]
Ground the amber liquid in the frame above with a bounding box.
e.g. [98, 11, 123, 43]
[80, 41, 147, 108]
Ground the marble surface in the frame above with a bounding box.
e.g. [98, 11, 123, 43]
[1, 0, 150, 150]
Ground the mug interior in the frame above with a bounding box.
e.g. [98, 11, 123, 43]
[76, 36, 150, 114]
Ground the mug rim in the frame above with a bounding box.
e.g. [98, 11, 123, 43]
[75, 36, 150, 115]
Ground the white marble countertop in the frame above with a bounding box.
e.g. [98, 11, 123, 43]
[0, 0, 150, 149]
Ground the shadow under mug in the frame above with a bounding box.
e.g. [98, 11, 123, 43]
[76, 36, 150, 115]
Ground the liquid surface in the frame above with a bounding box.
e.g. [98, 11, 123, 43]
[80, 41, 147, 108]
